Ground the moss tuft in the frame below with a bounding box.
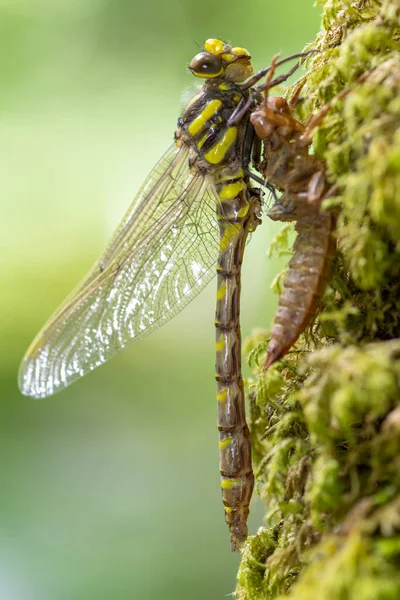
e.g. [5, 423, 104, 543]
[237, 1, 400, 598]
[276, 533, 400, 600]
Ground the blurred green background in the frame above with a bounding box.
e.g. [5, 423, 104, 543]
[1, 2, 320, 598]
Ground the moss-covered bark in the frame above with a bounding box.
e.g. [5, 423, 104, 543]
[236, 1, 400, 598]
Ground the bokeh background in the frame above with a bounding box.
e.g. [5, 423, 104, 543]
[1, 2, 320, 598]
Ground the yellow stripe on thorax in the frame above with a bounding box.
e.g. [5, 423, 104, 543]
[204, 127, 237, 165]
[214, 167, 244, 183]
[188, 99, 222, 136]
[218, 180, 245, 200]
[197, 132, 209, 149]
[185, 92, 203, 112]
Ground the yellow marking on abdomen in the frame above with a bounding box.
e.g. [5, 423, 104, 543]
[204, 127, 237, 165]
[217, 388, 228, 403]
[218, 180, 245, 200]
[216, 337, 226, 352]
[216, 281, 227, 300]
[221, 478, 239, 489]
[220, 222, 241, 250]
[219, 436, 233, 450]
[188, 99, 222, 136]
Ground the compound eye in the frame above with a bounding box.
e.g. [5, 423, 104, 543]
[189, 52, 223, 78]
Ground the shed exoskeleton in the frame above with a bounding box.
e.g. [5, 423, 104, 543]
[250, 54, 338, 369]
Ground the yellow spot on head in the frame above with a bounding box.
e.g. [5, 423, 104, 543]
[204, 127, 237, 165]
[221, 478, 239, 490]
[193, 68, 223, 79]
[218, 83, 229, 90]
[187, 99, 222, 136]
[204, 38, 225, 55]
[221, 53, 236, 63]
[232, 46, 250, 57]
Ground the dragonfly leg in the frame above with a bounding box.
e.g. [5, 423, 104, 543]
[240, 50, 317, 91]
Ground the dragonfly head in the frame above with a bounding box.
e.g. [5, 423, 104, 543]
[189, 38, 253, 83]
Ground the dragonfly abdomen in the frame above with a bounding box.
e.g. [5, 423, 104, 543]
[214, 177, 260, 551]
[175, 61, 257, 550]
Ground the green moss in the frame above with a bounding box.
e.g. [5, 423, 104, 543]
[277, 533, 400, 600]
[237, 1, 400, 598]
[239, 338, 400, 599]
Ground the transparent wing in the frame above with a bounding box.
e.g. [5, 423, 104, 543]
[19, 144, 221, 398]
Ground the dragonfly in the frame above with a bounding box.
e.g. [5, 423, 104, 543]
[19, 39, 309, 551]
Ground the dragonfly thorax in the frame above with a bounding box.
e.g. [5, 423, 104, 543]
[176, 85, 250, 174]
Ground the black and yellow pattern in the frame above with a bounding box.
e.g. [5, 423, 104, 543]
[175, 39, 262, 550]
[18, 38, 263, 552]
